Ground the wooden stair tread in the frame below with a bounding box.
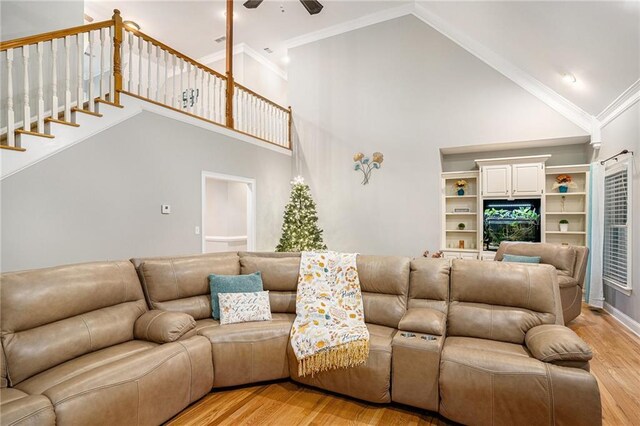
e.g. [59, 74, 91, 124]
[71, 107, 103, 118]
[15, 129, 55, 139]
[45, 117, 80, 127]
[0, 144, 26, 152]
[95, 98, 124, 108]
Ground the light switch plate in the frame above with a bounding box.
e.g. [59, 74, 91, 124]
[161, 205, 171, 214]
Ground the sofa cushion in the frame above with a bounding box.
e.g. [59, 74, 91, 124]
[557, 274, 579, 288]
[135, 253, 240, 320]
[14, 340, 157, 395]
[42, 337, 212, 426]
[134, 311, 196, 344]
[358, 256, 410, 328]
[448, 260, 559, 344]
[439, 336, 601, 425]
[525, 325, 593, 363]
[502, 254, 541, 264]
[398, 308, 446, 336]
[197, 315, 293, 387]
[240, 253, 300, 314]
[1, 261, 146, 386]
[209, 272, 263, 319]
[408, 259, 449, 313]
[0, 388, 55, 426]
[288, 323, 395, 403]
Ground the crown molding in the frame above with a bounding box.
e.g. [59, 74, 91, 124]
[285, 3, 415, 50]
[597, 79, 640, 128]
[198, 43, 288, 80]
[411, 3, 593, 134]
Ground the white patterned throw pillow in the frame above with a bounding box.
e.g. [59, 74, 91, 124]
[218, 291, 272, 325]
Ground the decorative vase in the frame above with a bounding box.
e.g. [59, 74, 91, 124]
[559, 223, 569, 232]
[559, 186, 568, 193]
[457, 188, 465, 196]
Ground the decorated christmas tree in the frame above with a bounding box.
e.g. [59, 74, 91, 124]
[276, 176, 327, 252]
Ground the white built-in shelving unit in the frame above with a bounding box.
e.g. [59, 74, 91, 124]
[440, 171, 480, 260]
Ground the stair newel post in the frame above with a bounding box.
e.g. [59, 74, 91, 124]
[225, 0, 234, 129]
[112, 9, 123, 105]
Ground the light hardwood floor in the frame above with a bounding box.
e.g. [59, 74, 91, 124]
[168, 305, 640, 426]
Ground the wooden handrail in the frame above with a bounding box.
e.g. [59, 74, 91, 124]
[123, 26, 226, 81]
[0, 20, 114, 51]
[234, 82, 289, 112]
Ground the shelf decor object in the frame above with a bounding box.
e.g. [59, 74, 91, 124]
[353, 152, 383, 185]
[455, 179, 467, 196]
[559, 219, 569, 232]
[458, 223, 465, 230]
[553, 174, 577, 193]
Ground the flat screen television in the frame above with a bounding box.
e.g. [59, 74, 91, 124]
[483, 199, 541, 251]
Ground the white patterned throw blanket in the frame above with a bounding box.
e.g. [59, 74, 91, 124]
[290, 251, 370, 377]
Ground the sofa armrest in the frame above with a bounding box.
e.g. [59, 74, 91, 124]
[525, 325, 592, 363]
[398, 308, 446, 336]
[134, 310, 196, 343]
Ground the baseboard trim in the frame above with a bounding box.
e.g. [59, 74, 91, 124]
[604, 302, 640, 338]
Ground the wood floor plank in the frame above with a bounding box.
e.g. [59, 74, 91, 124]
[167, 304, 640, 425]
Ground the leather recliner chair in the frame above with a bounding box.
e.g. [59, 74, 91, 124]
[494, 241, 589, 323]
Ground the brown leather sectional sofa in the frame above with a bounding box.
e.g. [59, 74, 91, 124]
[1, 252, 602, 426]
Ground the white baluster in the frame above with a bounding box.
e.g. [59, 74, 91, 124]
[36, 42, 45, 132]
[64, 36, 71, 121]
[51, 39, 58, 124]
[128, 32, 134, 91]
[195, 67, 201, 116]
[77, 33, 84, 110]
[179, 59, 185, 109]
[22, 44, 30, 131]
[109, 26, 115, 101]
[137, 36, 143, 95]
[99, 28, 106, 100]
[213, 78, 219, 122]
[155, 45, 161, 101]
[187, 63, 192, 113]
[88, 31, 94, 111]
[204, 72, 209, 119]
[171, 55, 176, 108]
[147, 41, 152, 98]
[164, 50, 169, 104]
[6, 49, 15, 146]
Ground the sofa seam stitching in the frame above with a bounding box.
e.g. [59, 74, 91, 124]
[136, 380, 140, 426]
[177, 341, 194, 402]
[6, 405, 52, 426]
[170, 259, 180, 299]
[79, 315, 93, 351]
[545, 363, 555, 426]
[441, 359, 548, 376]
[114, 262, 127, 304]
[52, 349, 184, 406]
[145, 311, 168, 339]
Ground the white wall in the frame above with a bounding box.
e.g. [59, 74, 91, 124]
[600, 102, 640, 323]
[288, 15, 587, 257]
[1, 110, 291, 272]
[204, 179, 248, 252]
[0, 1, 84, 40]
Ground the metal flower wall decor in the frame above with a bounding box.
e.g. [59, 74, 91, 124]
[353, 152, 384, 185]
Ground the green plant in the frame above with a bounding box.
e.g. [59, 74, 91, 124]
[559, 219, 569, 224]
[483, 207, 541, 249]
[458, 223, 465, 230]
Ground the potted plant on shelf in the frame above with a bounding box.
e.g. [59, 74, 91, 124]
[553, 174, 577, 193]
[454, 180, 467, 196]
[559, 219, 569, 232]
[457, 223, 466, 230]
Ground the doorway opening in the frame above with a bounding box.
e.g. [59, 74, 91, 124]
[201, 172, 256, 253]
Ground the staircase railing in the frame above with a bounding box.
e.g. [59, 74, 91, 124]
[0, 9, 291, 151]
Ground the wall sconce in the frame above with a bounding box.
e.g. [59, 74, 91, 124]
[353, 152, 383, 185]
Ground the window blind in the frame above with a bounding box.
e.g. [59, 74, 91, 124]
[603, 167, 629, 288]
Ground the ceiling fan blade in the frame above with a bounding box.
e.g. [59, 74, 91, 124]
[300, 0, 323, 15]
[243, 0, 264, 9]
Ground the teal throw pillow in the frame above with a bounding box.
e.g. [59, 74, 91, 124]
[209, 272, 263, 320]
[503, 254, 542, 264]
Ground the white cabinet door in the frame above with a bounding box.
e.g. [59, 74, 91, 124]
[512, 163, 543, 196]
[460, 252, 479, 260]
[482, 165, 511, 197]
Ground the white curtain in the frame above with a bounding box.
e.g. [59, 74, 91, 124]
[586, 162, 605, 308]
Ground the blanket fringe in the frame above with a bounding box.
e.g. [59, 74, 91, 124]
[298, 339, 370, 377]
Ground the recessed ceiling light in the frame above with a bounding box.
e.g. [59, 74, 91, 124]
[562, 73, 577, 84]
[282, 56, 290, 64]
[123, 20, 141, 30]
[264, 47, 274, 54]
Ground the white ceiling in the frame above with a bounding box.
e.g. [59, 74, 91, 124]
[85, 0, 640, 118]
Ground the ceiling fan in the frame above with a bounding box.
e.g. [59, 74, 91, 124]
[243, 0, 324, 16]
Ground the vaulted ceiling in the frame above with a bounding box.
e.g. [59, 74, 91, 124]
[85, 0, 640, 119]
